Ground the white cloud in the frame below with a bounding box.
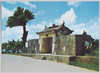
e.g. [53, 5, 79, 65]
[6, 1, 17, 4]
[68, 1, 81, 7]
[69, 19, 99, 39]
[20, 1, 36, 9]
[86, 22, 99, 39]
[54, 8, 99, 39]
[69, 23, 86, 34]
[2, 26, 23, 43]
[29, 24, 44, 30]
[84, 18, 99, 39]
[27, 21, 53, 40]
[35, 11, 45, 16]
[2, 1, 36, 19]
[2, 25, 35, 43]
[2, 5, 15, 19]
[5, 1, 36, 9]
[55, 8, 77, 25]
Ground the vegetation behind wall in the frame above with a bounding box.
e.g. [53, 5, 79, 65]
[2, 39, 23, 53]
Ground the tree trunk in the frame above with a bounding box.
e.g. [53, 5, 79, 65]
[17, 48, 19, 53]
[22, 25, 28, 51]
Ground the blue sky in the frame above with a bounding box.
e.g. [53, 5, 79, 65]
[2, 1, 99, 43]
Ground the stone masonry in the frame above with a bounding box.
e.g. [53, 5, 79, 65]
[27, 39, 39, 53]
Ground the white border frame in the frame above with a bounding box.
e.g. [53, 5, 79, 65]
[0, 0, 99, 73]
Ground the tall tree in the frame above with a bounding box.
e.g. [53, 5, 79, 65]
[6, 7, 35, 49]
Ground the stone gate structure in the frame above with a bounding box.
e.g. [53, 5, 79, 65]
[27, 21, 93, 56]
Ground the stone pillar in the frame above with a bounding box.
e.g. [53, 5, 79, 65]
[39, 36, 43, 53]
[52, 36, 55, 54]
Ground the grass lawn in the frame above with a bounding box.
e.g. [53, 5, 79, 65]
[3, 53, 16, 55]
[68, 61, 99, 71]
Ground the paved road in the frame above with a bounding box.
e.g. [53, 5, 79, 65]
[1, 54, 97, 72]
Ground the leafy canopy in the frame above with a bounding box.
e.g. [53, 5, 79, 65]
[6, 7, 35, 28]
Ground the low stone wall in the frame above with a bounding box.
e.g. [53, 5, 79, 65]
[21, 53, 75, 63]
[27, 39, 39, 53]
[21, 53, 99, 66]
[71, 56, 99, 65]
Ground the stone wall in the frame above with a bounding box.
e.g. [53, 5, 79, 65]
[27, 39, 39, 53]
[76, 35, 93, 55]
[21, 53, 75, 64]
[27, 35, 93, 55]
[54, 35, 93, 56]
[54, 35, 76, 55]
[21, 53, 99, 65]
[75, 35, 85, 55]
[71, 56, 99, 65]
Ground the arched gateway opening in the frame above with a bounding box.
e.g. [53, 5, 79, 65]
[41, 37, 52, 53]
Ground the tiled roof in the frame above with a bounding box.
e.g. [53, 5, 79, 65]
[36, 21, 73, 34]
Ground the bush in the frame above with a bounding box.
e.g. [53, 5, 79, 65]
[85, 48, 99, 57]
[84, 39, 99, 57]
[2, 39, 23, 54]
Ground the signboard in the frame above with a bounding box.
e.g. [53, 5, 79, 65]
[26, 42, 28, 47]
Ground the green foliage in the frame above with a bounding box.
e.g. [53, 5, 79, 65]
[6, 6, 35, 49]
[2, 39, 23, 53]
[85, 48, 99, 57]
[85, 39, 99, 57]
[91, 39, 99, 50]
[82, 31, 99, 57]
[2, 43, 7, 49]
[68, 61, 99, 71]
[6, 7, 35, 27]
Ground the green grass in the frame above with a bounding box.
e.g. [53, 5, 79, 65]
[68, 61, 99, 71]
[3, 53, 16, 55]
[3, 52, 24, 55]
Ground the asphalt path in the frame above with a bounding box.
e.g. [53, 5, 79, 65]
[1, 54, 97, 72]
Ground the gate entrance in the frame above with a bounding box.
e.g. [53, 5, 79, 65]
[41, 37, 52, 53]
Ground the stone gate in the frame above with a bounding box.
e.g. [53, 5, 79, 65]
[26, 21, 93, 56]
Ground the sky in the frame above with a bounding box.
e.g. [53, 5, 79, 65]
[2, 1, 99, 43]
